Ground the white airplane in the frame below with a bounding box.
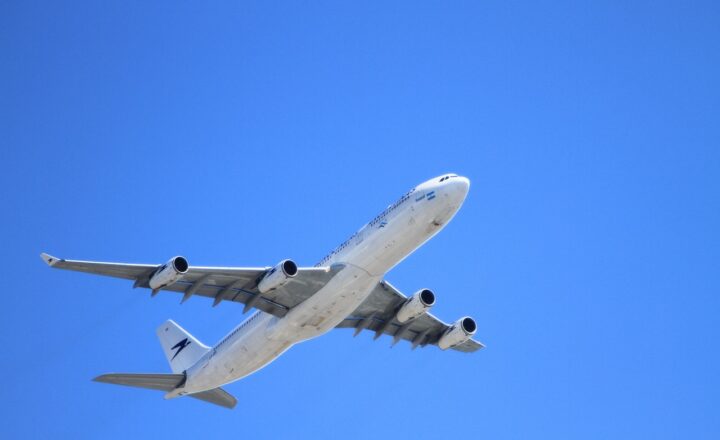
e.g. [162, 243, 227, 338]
[42, 174, 483, 409]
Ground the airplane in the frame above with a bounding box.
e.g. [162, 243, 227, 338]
[41, 174, 483, 409]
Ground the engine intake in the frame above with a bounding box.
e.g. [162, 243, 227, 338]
[149, 256, 189, 290]
[438, 317, 477, 350]
[257, 259, 298, 293]
[396, 289, 435, 323]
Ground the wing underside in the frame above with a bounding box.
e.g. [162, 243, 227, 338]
[41, 253, 342, 318]
[41, 253, 483, 352]
[336, 280, 484, 352]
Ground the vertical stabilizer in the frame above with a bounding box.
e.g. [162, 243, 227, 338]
[157, 320, 210, 373]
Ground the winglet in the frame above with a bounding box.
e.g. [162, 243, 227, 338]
[40, 253, 62, 267]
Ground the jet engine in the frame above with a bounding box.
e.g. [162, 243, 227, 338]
[396, 289, 435, 323]
[149, 256, 189, 290]
[438, 317, 477, 350]
[257, 259, 298, 293]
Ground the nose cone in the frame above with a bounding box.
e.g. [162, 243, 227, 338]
[428, 175, 470, 227]
[454, 176, 470, 193]
[447, 176, 470, 202]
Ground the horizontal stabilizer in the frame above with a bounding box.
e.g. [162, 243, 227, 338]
[94, 373, 237, 409]
[94, 373, 184, 392]
[189, 387, 237, 409]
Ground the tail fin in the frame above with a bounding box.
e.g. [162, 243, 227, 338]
[157, 320, 210, 373]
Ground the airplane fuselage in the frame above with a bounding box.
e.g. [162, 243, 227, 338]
[178, 175, 470, 395]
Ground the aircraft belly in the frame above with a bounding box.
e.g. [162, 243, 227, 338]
[222, 340, 291, 382]
[356, 221, 434, 275]
[282, 264, 380, 339]
[186, 330, 293, 392]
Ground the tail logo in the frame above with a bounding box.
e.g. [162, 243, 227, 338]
[171, 338, 191, 360]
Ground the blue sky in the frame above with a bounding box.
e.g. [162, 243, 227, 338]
[2, 1, 719, 438]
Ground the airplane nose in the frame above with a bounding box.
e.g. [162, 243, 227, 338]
[430, 176, 470, 225]
[448, 176, 470, 197]
[440, 175, 470, 206]
[455, 176, 470, 193]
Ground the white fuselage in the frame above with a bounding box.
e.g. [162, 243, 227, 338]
[180, 175, 470, 394]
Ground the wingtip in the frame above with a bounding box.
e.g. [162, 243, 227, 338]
[92, 374, 111, 383]
[40, 252, 61, 267]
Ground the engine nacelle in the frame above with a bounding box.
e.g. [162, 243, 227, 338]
[257, 259, 298, 293]
[149, 256, 189, 290]
[438, 317, 477, 350]
[396, 289, 435, 323]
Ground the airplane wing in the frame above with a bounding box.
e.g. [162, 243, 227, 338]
[336, 280, 484, 353]
[41, 253, 342, 318]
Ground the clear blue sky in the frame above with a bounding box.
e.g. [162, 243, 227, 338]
[2, 1, 719, 438]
